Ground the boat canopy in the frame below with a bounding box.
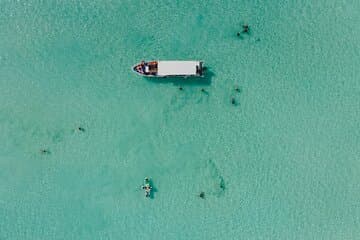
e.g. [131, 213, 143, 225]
[157, 61, 201, 76]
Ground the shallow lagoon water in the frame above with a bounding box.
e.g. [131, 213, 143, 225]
[0, 0, 360, 239]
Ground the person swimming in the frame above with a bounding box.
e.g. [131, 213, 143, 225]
[40, 149, 49, 154]
[231, 97, 236, 105]
[199, 192, 205, 199]
[77, 127, 85, 132]
[179, 86, 183, 91]
[242, 24, 249, 33]
[201, 88, 209, 95]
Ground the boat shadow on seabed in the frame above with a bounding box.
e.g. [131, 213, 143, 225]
[145, 67, 214, 87]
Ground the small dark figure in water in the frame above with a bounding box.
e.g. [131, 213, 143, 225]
[199, 192, 205, 199]
[231, 97, 236, 105]
[242, 24, 249, 33]
[236, 32, 241, 37]
[201, 88, 208, 94]
[78, 127, 85, 132]
[179, 86, 183, 91]
[40, 149, 49, 154]
[220, 181, 225, 190]
[235, 87, 241, 92]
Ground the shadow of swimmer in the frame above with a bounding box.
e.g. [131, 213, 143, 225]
[148, 178, 157, 199]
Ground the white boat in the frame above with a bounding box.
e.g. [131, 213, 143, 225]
[132, 60, 204, 77]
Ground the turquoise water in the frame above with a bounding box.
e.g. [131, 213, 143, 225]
[1, 0, 360, 239]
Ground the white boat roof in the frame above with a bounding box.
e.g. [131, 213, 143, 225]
[157, 61, 200, 76]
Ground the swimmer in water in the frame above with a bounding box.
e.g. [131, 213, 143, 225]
[40, 149, 49, 154]
[242, 24, 249, 33]
[231, 97, 236, 105]
[201, 88, 209, 95]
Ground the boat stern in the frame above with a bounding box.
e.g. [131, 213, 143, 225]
[196, 61, 204, 77]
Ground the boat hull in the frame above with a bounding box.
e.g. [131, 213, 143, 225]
[132, 60, 204, 78]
